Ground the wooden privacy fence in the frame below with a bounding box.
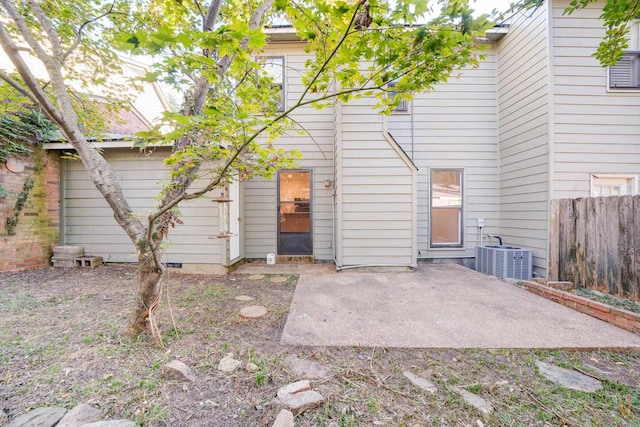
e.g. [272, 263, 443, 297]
[549, 195, 639, 300]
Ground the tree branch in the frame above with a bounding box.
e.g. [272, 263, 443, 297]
[0, 19, 63, 126]
[203, 0, 223, 32]
[193, 0, 205, 20]
[1, 0, 54, 68]
[0, 69, 40, 105]
[24, 0, 64, 59]
[297, 1, 362, 103]
[62, 1, 119, 63]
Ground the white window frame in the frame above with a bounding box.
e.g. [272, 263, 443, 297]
[264, 56, 285, 111]
[387, 81, 409, 113]
[590, 174, 639, 196]
[430, 168, 464, 248]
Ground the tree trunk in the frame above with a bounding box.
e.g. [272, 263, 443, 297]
[127, 252, 165, 339]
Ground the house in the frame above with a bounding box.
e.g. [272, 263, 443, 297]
[32, 0, 640, 276]
[0, 57, 170, 271]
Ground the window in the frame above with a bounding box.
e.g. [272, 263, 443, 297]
[387, 81, 408, 112]
[609, 53, 640, 89]
[264, 56, 285, 111]
[430, 169, 463, 247]
[591, 174, 638, 196]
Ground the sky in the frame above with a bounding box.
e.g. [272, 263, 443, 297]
[471, 0, 514, 16]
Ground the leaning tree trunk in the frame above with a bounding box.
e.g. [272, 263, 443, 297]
[127, 252, 165, 339]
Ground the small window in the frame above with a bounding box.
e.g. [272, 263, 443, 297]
[591, 174, 638, 196]
[430, 169, 463, 247]
[387, 81, 408, 112]
[609, 53, 640, 89]
[264, 56, 285, 111]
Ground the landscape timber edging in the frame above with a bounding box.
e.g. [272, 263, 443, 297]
[521, 280, 640, 336]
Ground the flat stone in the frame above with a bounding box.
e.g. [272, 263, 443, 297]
[82, 421, 136, 427]
[454, 387, 494, 415]
[403, 371, 437, 393]
[277, 380, 311, 402]
[57, 404, 102, 427]
[235, 295, 254, 301]
[270, 276, 288, 283]
[162, 359, 196, 382]
[284, 355, 331, 380]
[535, 360, 603, 392]
[7, 407, 67, 427]
[240, 305, 268, 319]
[271, 409, 294, 427]
[218, 353, 243, 373]
[248, 274, 265, 280]
[274, 380, 324, 415]
[246, 362, 259, 373]
[281, 390, 325, 415]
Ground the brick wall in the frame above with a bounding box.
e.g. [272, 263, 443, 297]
[0, 148, 60, 271]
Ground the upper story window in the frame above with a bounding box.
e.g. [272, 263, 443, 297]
[263, 56, 285, 111]
[387, 81, 408, 112]
[609, 53, 640, 89]
[591, 174, 638, 196]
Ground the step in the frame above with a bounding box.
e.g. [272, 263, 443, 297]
[52, 245, 84, 256]
[275, 255, 315, 264]
[52, 259, 76, 268]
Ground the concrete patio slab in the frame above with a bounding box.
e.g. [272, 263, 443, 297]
[271, 263, 640, 349]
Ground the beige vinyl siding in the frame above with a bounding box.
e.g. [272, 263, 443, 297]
[388, 49, 500, 260]
[336, 97, 417, 267]
[552, 0, 640, 199]
[62, 148, 222, 264]
[243, 42, 335, 260]
[497, 2, 550, 275]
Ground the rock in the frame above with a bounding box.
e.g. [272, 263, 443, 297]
[274, 380, 325, 415]
[57, 404, 102, 427]
[535, 360, 603, 392]
[235, 295, 254, 301]
[284, 355, 331, 380]
[248, 274, 265, 280]
[271, 409, 294, 427]
[218, 353, 243, 373]
[277, 380, 311, 401]
[403, 371, 437, 394]
[246, 362, 259, 373]
[270, 276, 288, 284]
[281, 391, 325, 415]
[82, 421, 136, 427]
[162, 359, 196, 382]
[240, 305, 268, 319]
[6, 407, 67, 427]
[454, 387, 494, 415]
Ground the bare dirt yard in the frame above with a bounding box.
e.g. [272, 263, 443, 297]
[1, 264, 639, 426]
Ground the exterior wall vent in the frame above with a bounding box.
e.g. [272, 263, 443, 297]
[475, 246, 533, 281]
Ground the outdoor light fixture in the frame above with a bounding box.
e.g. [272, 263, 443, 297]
[211, 191, 233, 238]
[324, 179, 332, 188]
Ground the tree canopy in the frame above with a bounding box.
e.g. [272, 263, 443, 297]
[0, 0, 493, 342]
[565, 0, 640, 66]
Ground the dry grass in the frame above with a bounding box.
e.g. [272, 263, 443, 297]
[1, 264, 639, 426]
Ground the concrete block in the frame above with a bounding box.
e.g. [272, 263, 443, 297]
[74, 256, 103, 268]
[52, 246, 84, 256]
[51, 257, 76, 268]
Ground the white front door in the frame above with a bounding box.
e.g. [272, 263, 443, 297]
[229, 180, 240, 261]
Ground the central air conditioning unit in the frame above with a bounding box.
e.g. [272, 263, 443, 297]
[475, 246, 533, 281]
